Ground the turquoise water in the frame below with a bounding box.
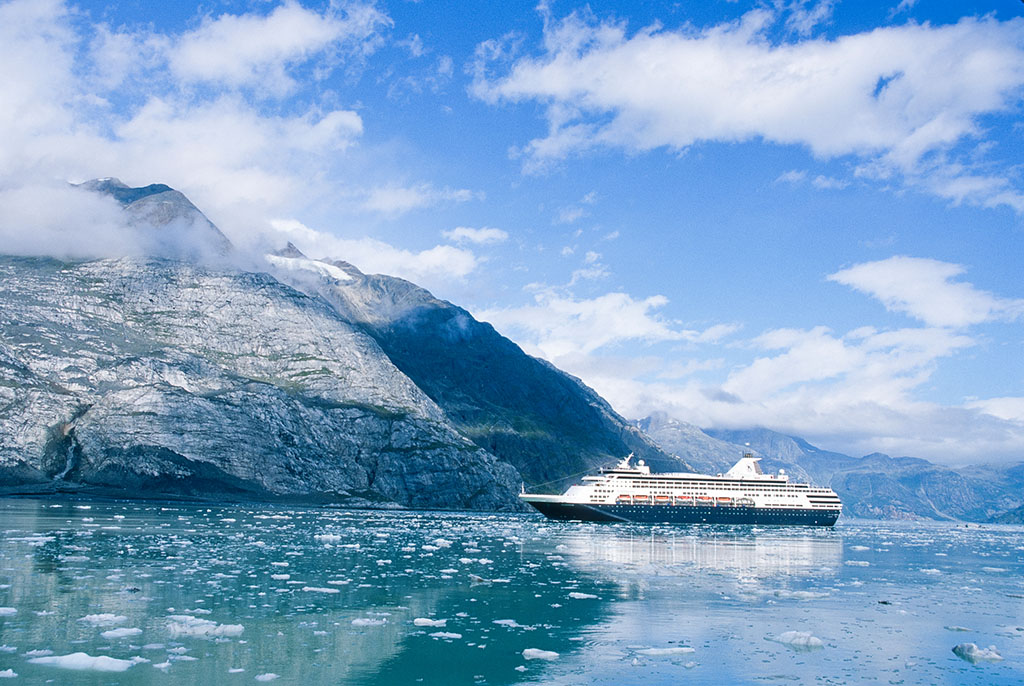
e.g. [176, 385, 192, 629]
[0, 499, 1021, 685]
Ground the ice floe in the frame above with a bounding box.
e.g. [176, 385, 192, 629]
[413, 618, 446, 627]
[636, 647, 695, 657]
[0, 669, 15, 678]
[100, 627, 142, 640]
[79, 614, 127, 626]
[27, 652, 136, 672]
[254, 673, 280, 681]
[429, 632, 462, 639]
[767, 631, 824, 650]
[167, 615, 244, 638]
[952, 643, 1003, 664]
[351, 618, 387, 626]
[522, 648, 559, 661]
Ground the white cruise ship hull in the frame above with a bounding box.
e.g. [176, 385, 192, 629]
[522, 496, 840, 526]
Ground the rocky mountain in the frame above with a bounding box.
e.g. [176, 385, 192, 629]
[0, 179, 683, 508]
[637, 418, 1023, 522]
[266, 250, 689, 492]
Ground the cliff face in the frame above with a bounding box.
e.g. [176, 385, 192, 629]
[277, 257, 688, 492]
[0, 255, 520, 509]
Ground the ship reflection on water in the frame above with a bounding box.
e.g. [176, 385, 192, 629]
[555, 527, 843, 580]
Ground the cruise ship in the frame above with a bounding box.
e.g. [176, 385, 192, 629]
[520, 453, 841, 526]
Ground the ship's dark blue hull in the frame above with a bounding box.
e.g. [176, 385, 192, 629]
[525, 500, 840, 527]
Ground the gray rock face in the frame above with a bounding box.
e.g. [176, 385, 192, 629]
[0, 256, 520, 509]
[272, 256, 690, 493]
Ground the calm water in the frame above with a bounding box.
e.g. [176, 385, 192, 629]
[0, 499, 1022, 685]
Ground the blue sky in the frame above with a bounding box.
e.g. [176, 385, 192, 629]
[1, 0, 1022, 464]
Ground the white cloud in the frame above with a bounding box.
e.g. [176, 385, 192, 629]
[478, 290, 699, 358]
[0, 0, 393, 252]
[828, 256, 1024, 327]
[966, 397, 1024, 422]
[359, 184, 479, 217]
[268, 218, 480, 286]
[168, 1, 389, 95]
[442, 226, 509, 244]
[474, 9, 1024, 210]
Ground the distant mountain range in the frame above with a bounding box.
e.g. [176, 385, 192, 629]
[637, 413, 1024, 522]
[1, 179, 1019, 521]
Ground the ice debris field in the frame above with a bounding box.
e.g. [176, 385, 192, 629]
[0, 499, 1022, 684]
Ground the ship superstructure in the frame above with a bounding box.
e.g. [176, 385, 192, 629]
[520, 453, 841, 526]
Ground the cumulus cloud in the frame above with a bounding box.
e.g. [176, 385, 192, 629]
[442, 226, 509, 244]
[478, 290, 704, 358]
[555, 320, 1024, 463]
[267, 218, 480, 287]
[828, 256, 1024, 327]
[0, 0, 396, 257]
[473, 8, 1024, 209]
[168, 1, 389, 95]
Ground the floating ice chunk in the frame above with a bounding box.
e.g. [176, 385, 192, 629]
[0, 668, 15, 678]
[101, 627, 142, 640]
[254, 673, 280, 681]
[154, 662, 171, 671]
[430, 632, 462, 639]
[433, 538, 453, 548]
[568, 592, 597, 599]
[301, 587, 340, 594]
[845, 561, 870, 567]
[768, 631, 824, 650]
[522, 649, 559, 661]
[351, 618, 387, 626]
[849, 545, 870, 551]
[920, 568, 941, 574]
[952, 643, 1003, 664]
[326, 580, 349, 586]
[167, 616, 243, 638]
[944, 626, 973, 632]
[493, 619, 524, 628]
[514, 665, 526, 672]
[982, 567, 1007, 573]
[637, 647, 695, 656]
[774, 590, 828, 600]
[315, 534, 341, 543]
[0, 609, 14, 617]
[271, 574, 290, 581]
[28, 652, 136, 672]
[229, 667, 245, 673]
[413, 618, 446, 627]
[24, 650, 52, 657]
[0, 646, 15, 653]
[79, 614, 127, 626]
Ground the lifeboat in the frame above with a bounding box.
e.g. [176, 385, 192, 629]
[735, 497, 754, 507]
[696, 495, 713, 506]
[615, 495, 632, 504]
[717, 496, 734, 506]
[633, 494, 651, 503]
[653, 495, 670, 505]
[674, 495, 695, 505]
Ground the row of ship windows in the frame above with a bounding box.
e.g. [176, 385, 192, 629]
[591, 489, 804, 498]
